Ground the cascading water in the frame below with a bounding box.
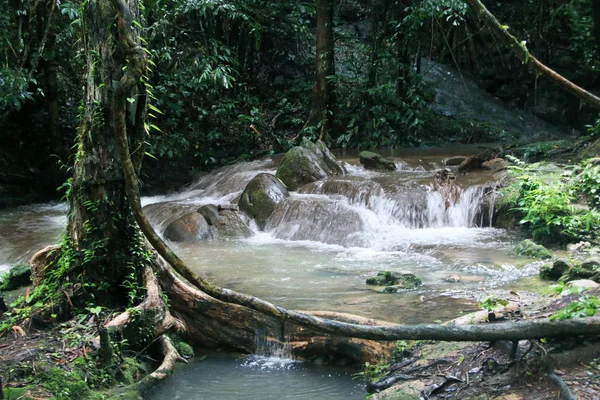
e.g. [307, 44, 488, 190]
[0, 147, 544, 400]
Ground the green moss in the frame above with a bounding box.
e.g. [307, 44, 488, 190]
[43, 367, 99, 400]
[366, 271, 422, 289]
[513, 239, 552, 259]
[2, 386, 31, 400]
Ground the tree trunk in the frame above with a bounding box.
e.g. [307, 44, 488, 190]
[58, 0, 148, 309]
[305, 0, 335, 141]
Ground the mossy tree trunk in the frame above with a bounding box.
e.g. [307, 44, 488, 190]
[60, 0, 148, 309]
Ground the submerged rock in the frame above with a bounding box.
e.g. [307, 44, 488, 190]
[239, 173, 289, 228]
[163, 212, 212, 242]
[359, 151, 396, 171]
[276, 140, 345, 190]
[366, 271, 422, 290]
[513, 239, 552, 259]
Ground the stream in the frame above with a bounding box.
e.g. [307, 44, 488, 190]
[0, 146, 546, 399]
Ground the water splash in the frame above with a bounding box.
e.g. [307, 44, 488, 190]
[242, 329, 298, 370]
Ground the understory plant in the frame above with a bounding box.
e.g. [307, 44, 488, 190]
[500, 157, 600, 244]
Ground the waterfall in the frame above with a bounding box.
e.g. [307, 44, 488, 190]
[243, 329, 297, 369]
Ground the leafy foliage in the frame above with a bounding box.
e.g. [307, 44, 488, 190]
[501, 157, 600, 243]
[550, 295, 600, 321]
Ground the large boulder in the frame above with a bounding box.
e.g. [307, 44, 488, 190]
[213, 210, 252, 238]
[163, 212, 212, 242]
[359, 151, 396, 171]
[239, 173, 289, 228]
[300, 138, 347, 176]
[276, 140, 345, 190]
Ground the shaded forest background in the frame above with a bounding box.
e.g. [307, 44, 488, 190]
[1, 0, 598, 205]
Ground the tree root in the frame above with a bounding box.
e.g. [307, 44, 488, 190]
[132, 335, 186, 393]
[546, 370, 577, 400]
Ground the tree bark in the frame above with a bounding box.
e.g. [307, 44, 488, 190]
[60, 0, 148, 309]
[305, 0, 336, 141]
[466, 0, 600, 110]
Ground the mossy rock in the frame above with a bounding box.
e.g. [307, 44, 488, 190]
[163, 212, 212, 242]
[540, 259, 573, 280]
[276, 140, 345, 190]
[366, 271, 422, 290]
[513, 239, 552, 259]
[559, 264, 598, 283]
[358, 151, 396, 171]
[239, 173, 288, 228]
[300, 138, 346, 176]
[0, 264, 31, 291]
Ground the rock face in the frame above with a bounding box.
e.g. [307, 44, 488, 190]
[513, 239, 552, 259]
[163, 212, 212, 242]
[276, 140, 346, 190]
[366, 271, 422, 291]
[239, 173, 289, 228]
[358, 151, 396, 171]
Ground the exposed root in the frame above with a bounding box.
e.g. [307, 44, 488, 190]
[546, 370, 577, 400]
[106, 263, 184, 336]
[133, 335, 186, 393]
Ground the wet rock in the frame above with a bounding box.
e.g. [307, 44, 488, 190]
[163, 212, 212, 242]
[560, 264, 598, 283]
[218, 204, 239, 212]
[197, 204, 220, 225]
[213, 210, 251, 238]
[239, 173, 289, 228]
[540, 259, 572, 280]
[567, 241, 591, 252]
[0, 264, 31, 291]
[276, 140, 345, 190]
[458, 149, 498, 173]
[481, 158, 509, 173]
[582, 258, 600, 270]
[359, 151, 396, 171]
[366, 271, 422, 290]
[301, 138, 347, 176]
[444, 274, 461, 283]
[513, 239, 552, 259]
[566, 279, 599, 290]
[445, 156, 467, 166]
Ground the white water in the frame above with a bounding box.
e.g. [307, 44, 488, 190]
[0, 148, 545, 400]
